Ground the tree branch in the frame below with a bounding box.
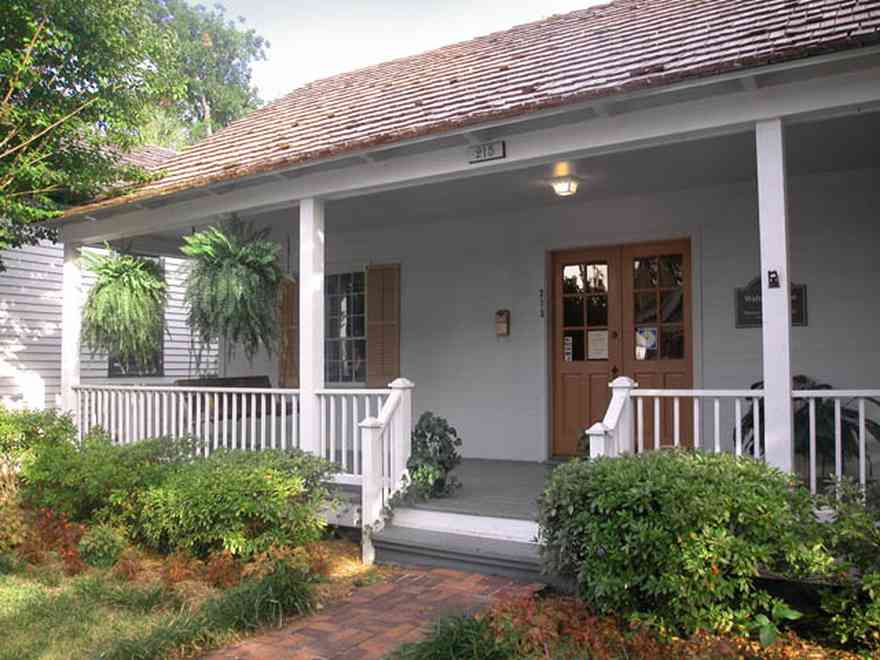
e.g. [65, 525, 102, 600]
[0, 18, 47, 113]
[0, 96, 97, 162]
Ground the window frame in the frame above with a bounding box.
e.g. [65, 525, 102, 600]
[324, 270, 367, 386]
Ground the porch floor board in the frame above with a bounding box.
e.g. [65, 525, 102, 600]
[410, 459, 554, 521]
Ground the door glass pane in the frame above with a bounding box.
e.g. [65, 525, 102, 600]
[563, 265, 585, 294]
[563, 330, 585, 361]
[633, 257, 658, 289]
[661, 325, 684, 359]
[586, 295, 608, 326]
[660, 289, 683, 323]
[635, 327, 658, 361]
[563, 296, 584, 326]
[659, 255, 683, 288]
[634, 292, 657, 323]
[585, 264, 608, 293]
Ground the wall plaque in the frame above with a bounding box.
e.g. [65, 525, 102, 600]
[735, 277, 807, 328]
[468, 140, 506, 164]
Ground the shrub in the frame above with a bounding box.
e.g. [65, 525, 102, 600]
[390, 615, 513, 660]
[538, 451, 828, 634]
[817, 478, 880, 650]
[138, 450, 337, 559]
[0, 458, 24, 553]
[20, 433, 199, 522]
[79, 524, 126, 568]
[406, 412, 462, 498]
[0, 406, 76, 461]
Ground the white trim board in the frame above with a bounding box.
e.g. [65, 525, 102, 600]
[391, 508, 539, 544]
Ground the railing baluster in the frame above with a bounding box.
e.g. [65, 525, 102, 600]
[835, 399, 842, 481]
[653, 397, 660, 449]
[320, 394, 327, 459]
[187, 392, 193, 438]
[250, 392, 257, 451]
[292, 394, 299, 450]
[261, 393, 267, 450]
[195, 392, 202, 449]
[753, 397, 761, 459]
[223, 393, 229, 449]
[693, 398, 701, 450]
[353, 396, 361, 473]
[330, 395, 337, 465]
[213, 392, 219, 454]
[636, 397, 644, 453]
[859, 398, 866, 490]
[809, 398, 817, 495]
[232, 392, 238, 449]
[162, 391, 168, 437]
[341, 395, 349, 472]
[673, 397, 680, 448]
[279, 393, 286, 450]
[713, 398, 720, 453]
[735, 399, 742, 457]
[270, 393, 277, 450]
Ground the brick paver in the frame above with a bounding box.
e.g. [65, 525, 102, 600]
[203, 568, 541, 659]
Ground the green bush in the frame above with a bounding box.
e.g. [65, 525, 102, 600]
[0, 406, 76, 461]
[406, 412, 462, 498]
[538, 451, 828, 635]
[20, 433, 199, 523]
[389, 615, 513, 660]
[138, 450, 337, 559]
[78, 524, 126, 568]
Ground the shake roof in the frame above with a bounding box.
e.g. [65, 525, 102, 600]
[71, 0, 880, 216]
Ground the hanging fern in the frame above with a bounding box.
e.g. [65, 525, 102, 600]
[80, 247, 167, 373]
[181, 216, 282, 364]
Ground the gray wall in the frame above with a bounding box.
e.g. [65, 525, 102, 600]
[227, 167, 880, 462]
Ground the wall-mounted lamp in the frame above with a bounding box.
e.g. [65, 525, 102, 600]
[551, 175, 580, 197]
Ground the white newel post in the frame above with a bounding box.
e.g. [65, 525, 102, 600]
[389, 378, 414, 486]
[756, 119, 794, 473]
[61, 242, 82, 424]
[359, 416, 383, 565]
[299, 198, 325, 455]
[585, 376, 636, 457]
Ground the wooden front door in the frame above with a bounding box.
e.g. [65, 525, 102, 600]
[551, 239, 692, 456]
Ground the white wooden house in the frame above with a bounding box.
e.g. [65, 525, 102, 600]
[47, 0, 880, 570]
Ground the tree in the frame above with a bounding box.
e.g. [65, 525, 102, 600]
[0, 0, 181, 268]
[160, 1, 268, 140]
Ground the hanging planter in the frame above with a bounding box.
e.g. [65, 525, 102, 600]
[80, 248, 167, 373]
[181, 216, 282, 364]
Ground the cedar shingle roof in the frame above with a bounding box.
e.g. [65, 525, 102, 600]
[120, 144, 178, 171]
[71, 0, 880, 216]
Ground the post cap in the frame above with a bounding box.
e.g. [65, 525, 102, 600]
[388, 377, 415, 389]
[359, 416, 383, 429]
[584, 422, 609, 436]
[609, 376, 637, 389]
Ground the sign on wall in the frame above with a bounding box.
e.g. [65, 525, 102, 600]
[468, 140, 506, 164]
[735, 277, 807, 328]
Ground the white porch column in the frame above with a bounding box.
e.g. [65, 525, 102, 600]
[755, 119, 794, 473]
[298, 198, 325, 454]
[61, 242, 82, 416]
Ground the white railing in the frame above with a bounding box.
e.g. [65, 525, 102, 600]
[358, 377, 414, 564]
[587, 379, 880, 495]
[73, 385, 301, 454]
[316, 389, 391, 483]
[793, 390, 880, 494]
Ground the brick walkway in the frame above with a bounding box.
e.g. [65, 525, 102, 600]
[203, 568, 541, 660]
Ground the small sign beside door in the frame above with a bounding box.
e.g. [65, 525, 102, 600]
[735, 277, 807, 328]
[468, 140, 506, 164]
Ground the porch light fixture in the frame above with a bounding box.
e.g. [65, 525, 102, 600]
[551, 175, 580, 197]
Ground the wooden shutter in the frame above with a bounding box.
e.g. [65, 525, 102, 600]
[366, 264, 400, 388]
[278, 277, 299, 388]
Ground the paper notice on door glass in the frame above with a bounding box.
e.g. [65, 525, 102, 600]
[563, 335, 573, 362]
[587, 330, 609, 360]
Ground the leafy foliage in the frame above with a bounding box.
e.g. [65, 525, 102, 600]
[181, 217, 283, 365]
[537, 451, 829, 635]
[406, 412, 463, 499]
[390, 615, 514, 660]
[78, 524, 126, 568]
[0, 0, 181, 265]
[20, 432, 199, 523]
[138, 450, 337, 559]
[739, 376, 880, 489]
[0, 458, 24, 553]
[80, 248, 167, 374]
[159, 0, 268, 141]
[0, 406, 76, 462]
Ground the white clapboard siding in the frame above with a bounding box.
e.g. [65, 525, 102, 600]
[0, 242, 217, 409]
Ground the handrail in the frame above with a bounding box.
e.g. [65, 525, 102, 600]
[633, 389, 764, 398]
[316, 388, 393, 396]
[794, 390, 880, 398]
[74, 384, 300, 396]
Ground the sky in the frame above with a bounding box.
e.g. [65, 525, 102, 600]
[217, 0, 606, 102]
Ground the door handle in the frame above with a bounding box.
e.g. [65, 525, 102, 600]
[610, 366, 619, 378]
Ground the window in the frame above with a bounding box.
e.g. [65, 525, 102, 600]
[108, 256, 165, 378]
[325, 272, 366, 384]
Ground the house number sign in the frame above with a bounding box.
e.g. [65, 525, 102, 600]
[734, 277, 807, 328]
[468, 140, 506, 164]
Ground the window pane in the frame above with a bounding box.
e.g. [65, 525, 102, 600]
[355, 360, 366, 383]
[563, 330, 585, 361]
[325, 275, 339, 295]
[327, 318, 341, 338]
[325, 361, 341, 383]
[633, 257, 658, 289]
[661, 325, 684, 359]
[660, 255, 683, 288]
[352, 271, 365, 292]
[586, 295, 608, 326]
[353, 339, 366, 362]
[634, 292, 657, 324]
[563, 296, 584, 326]
[635, 327, 658, 361]
[325, 340, 340, 361]
[562, 265, 585, 294]
[660, 289, 683, 323]
[352, 293, 365, 315]
[585, 264, 608, 293]
[352, 315, 365, 337]
[340, 273, 353, 293]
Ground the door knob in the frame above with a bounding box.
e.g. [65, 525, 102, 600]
[610, 366, 619, 378]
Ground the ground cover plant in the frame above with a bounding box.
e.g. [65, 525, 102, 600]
[406, 412, 463, 499]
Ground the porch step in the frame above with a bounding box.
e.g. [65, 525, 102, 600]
[373, 525, 553, 583]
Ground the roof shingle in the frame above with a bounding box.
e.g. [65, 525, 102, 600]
[73, 0, 880, 215]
